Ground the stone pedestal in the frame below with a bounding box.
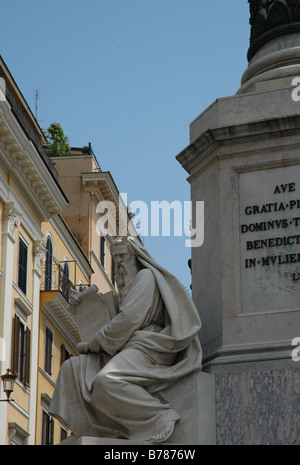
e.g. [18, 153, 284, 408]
[177, 88, 300, 444]
[176, 7, 300, 443]
[59, 437, 151, 446]
[59, 371, 216, 446]
[164, 371, 216, 445]
[177, 87, 300, 365]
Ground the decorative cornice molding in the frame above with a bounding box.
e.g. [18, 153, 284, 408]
[177, 114, 300, 175]
[42, 293, 80, 349]
[203, 339, 293, 369]
[8, 422, 30, 445]
[14, 297, 32, 317]
[0, 100, 67, 221]
[82, 171, 137, 237]
[12, 281, 34, 310]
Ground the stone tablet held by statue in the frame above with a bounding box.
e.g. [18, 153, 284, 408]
[68, 285, 118, 343]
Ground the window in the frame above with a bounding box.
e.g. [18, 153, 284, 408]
[100, 235, 105, 267]
[45, 235, 53, 291]
[44, 326, 53, 376]
[42, 411, 54, 445]
[60, 426, 68, 442]
[18, 237, 28, 295]
[60, 344, 71, 366]
[12, 314, 30, 386]
[78, 280, 85, 292]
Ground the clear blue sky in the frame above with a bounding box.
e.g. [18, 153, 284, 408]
[0, 1, 250, 290]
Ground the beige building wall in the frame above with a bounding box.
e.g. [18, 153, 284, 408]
[0, 55, 68, 445]
[52, 154, 118, 296]
[0, 56, 134, 445]
[35, 218, 93, 445]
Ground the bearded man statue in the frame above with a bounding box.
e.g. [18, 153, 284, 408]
[49, 236, 202, 443]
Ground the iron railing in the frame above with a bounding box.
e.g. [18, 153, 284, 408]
[41, 261, 76, 302]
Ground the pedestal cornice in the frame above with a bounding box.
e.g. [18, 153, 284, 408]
[177, 114, 300, 177]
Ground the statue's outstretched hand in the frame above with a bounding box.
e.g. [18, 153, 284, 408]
[77, 342, 89, 354]
[88, 336, 101, 353]
[77, 337, 101, 354]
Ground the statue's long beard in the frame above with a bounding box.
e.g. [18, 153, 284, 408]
[116, 265, 136, 301]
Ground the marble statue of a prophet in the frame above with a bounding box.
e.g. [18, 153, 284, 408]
[49, 236, 202, 443]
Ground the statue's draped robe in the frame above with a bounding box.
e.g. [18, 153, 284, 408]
[49, 238, 202, 441]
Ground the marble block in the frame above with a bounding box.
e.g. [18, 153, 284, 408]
[165, 371, 216, 445]
[59, 371, 216, 446]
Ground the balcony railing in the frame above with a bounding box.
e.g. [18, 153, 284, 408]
[40, 260, 88, 303]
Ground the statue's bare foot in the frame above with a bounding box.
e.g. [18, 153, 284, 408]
[150, 420, 176, 443]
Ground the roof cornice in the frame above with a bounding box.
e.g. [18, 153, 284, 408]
[0, 99, 68, 220]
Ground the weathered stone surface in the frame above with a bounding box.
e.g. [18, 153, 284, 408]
[165, 371, 216, 445]
[215, 368, 300, 445]
[58, 371, 217, 446]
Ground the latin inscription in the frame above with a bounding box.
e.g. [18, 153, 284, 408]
[239, 167, 300, 313]
[241, 183, 300, 281]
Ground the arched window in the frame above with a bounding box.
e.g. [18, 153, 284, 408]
[44, 235, 53, 291]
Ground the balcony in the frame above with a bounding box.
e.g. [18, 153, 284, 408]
[40, 260, 88, 303]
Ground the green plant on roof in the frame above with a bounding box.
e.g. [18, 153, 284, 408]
[45, 122, 70, 156]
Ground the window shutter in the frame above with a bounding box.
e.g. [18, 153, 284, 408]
[60, 427, 67, 442]
[12, 315, 20, 376]
[49, 417, 54, 445]
[18, 238, 28, 294]
[42, 411, 54, 446]
[42, 411, 49, 445]
[60, 344, 71, 366]
[45, 236, 53, 291]
[45, 327, 53, 376]
[111, 256, 115, 285]
[25, 327, 31, 387]
[60, 344, 64, 366]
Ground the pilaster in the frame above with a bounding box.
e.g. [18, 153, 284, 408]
[0, 201, 21, 444]
[28, 240, 45, 444]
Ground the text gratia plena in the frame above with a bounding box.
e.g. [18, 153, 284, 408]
[241, 183, 300, 281]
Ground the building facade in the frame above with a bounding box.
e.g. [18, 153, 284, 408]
[0, 56, 132, 445]
[0, 54, 68, 444]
